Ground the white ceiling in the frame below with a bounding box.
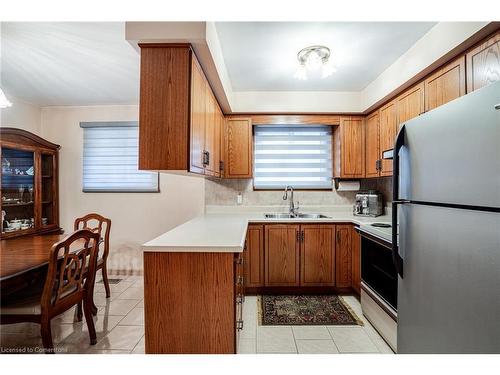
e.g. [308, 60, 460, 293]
[1, 22, 438, 107]
[215, 22, 436, 92]
[1, 22, 139, 106]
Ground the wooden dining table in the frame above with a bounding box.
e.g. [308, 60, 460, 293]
[1, 233, 101, 312]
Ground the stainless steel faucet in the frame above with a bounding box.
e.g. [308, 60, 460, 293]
[283, 186, 299, 217]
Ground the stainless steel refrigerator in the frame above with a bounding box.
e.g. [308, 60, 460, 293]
[392, 81, 500, 353]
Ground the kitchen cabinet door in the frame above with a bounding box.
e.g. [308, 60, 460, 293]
[351, 226, 361, 295]
[225, 118, 253, 178]
[425, 55, 466, 112]
[365, 111, 380, 178]
[335, 225, 352, 288]
[244, 224, 264, 288]
[300, 224, 335, 287]
[203, 86, 217, 176]
[334, 116, 365, 178]
[379, 100, 397, 177]
[213, 104, 223, 177]
[189, 56, 206, 174]
[265, 224, 300, 287]
[139, 45, 191, 171]
[466, 30, 500, 93]
[396, 82, 425, 128]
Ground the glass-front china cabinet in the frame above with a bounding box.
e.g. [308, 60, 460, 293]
[0, 128, 61, 239]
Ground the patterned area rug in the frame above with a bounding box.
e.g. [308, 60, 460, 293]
[261, 295, 363, 326]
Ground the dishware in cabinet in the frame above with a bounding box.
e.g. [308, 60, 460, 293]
[0, 128, 61, 239]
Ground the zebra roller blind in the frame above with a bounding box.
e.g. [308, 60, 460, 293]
[253, 125, 333, 189]
[81, 121, 159, 192]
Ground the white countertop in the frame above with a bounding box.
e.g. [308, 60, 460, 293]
[142, 206, 392, 253]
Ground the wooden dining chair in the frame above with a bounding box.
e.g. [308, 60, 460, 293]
[74, 213, 112, 298]
[0, 229, 101, 353]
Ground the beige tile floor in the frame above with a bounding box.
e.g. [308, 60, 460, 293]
[0, 277, 394, 354]
[240, 295, 394, 354]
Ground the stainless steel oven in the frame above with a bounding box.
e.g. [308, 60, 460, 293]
[357, 225, 398, 352]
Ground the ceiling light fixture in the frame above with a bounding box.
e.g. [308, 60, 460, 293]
[293, 45, 336, 81]
[0, 88, 12, 109]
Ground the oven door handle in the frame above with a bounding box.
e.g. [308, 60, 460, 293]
[392, 125, 406, 278]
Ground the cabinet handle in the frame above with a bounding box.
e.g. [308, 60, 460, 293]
[296, 230, 300, 242]
[236, 320, 244, 331]
[301, 230, 305, 242]
[219, 160, 224, 172]
[237, 275, 244, 285]
[202, 151, 210, 166]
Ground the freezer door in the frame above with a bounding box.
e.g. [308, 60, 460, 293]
[397, 203, 500, 353]
[398, 81, 500, 208]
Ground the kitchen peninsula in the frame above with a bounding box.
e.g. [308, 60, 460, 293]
[141, 208, 391, 354]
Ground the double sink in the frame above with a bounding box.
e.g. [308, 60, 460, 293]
[264, 213, 331, 219]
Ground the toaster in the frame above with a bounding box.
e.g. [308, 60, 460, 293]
[353, 190, 384, 217]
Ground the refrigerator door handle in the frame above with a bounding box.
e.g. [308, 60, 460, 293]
[392, 125, 406, 278]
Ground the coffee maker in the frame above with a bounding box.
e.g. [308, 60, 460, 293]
[353, 190, 384, 217]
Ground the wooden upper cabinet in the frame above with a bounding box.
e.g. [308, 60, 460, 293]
[333, 116, 365, 179]
[466, 30, 500, 93]
[300, 224, 335, 287]
[379, 100, 397, 177]
[189, 56, 206, 174]
[365, 111, 380, 178]
[225, 118, 253, 178]
[139, 44, 223, 176]
[335, 225, 352, 288]
[396, 82, 425, 127]
[139, 45, 191, 171]
[265, 225, 300, 287]
[213, 105, 223, 177]
[244, 224, 264, 288]
[203, 85, 218, 176]
[351, 226, 361, 295]
[425, 55, 466, 112]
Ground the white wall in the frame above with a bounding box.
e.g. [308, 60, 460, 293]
[0, 95, 41, 134]
[40, 105, 205, 274]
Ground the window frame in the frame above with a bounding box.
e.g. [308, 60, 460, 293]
[80, 121, 160, 193]
[252, 124, 334, 191]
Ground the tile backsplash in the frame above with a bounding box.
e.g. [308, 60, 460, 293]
[205, 177, 392, 207]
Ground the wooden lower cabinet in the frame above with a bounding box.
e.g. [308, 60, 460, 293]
[248, 223, 355, 291]
[244, 224, 264, 287]
[143, 251, 239, 354]
[335, 225, 353, 288]
[300, 224, 336, 286]
[351, 226, 361, 295]
[265, 224, 300, 286]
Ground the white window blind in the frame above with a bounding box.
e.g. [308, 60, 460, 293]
[254, 125, 333, 189]
[81, 121, 159, 192]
